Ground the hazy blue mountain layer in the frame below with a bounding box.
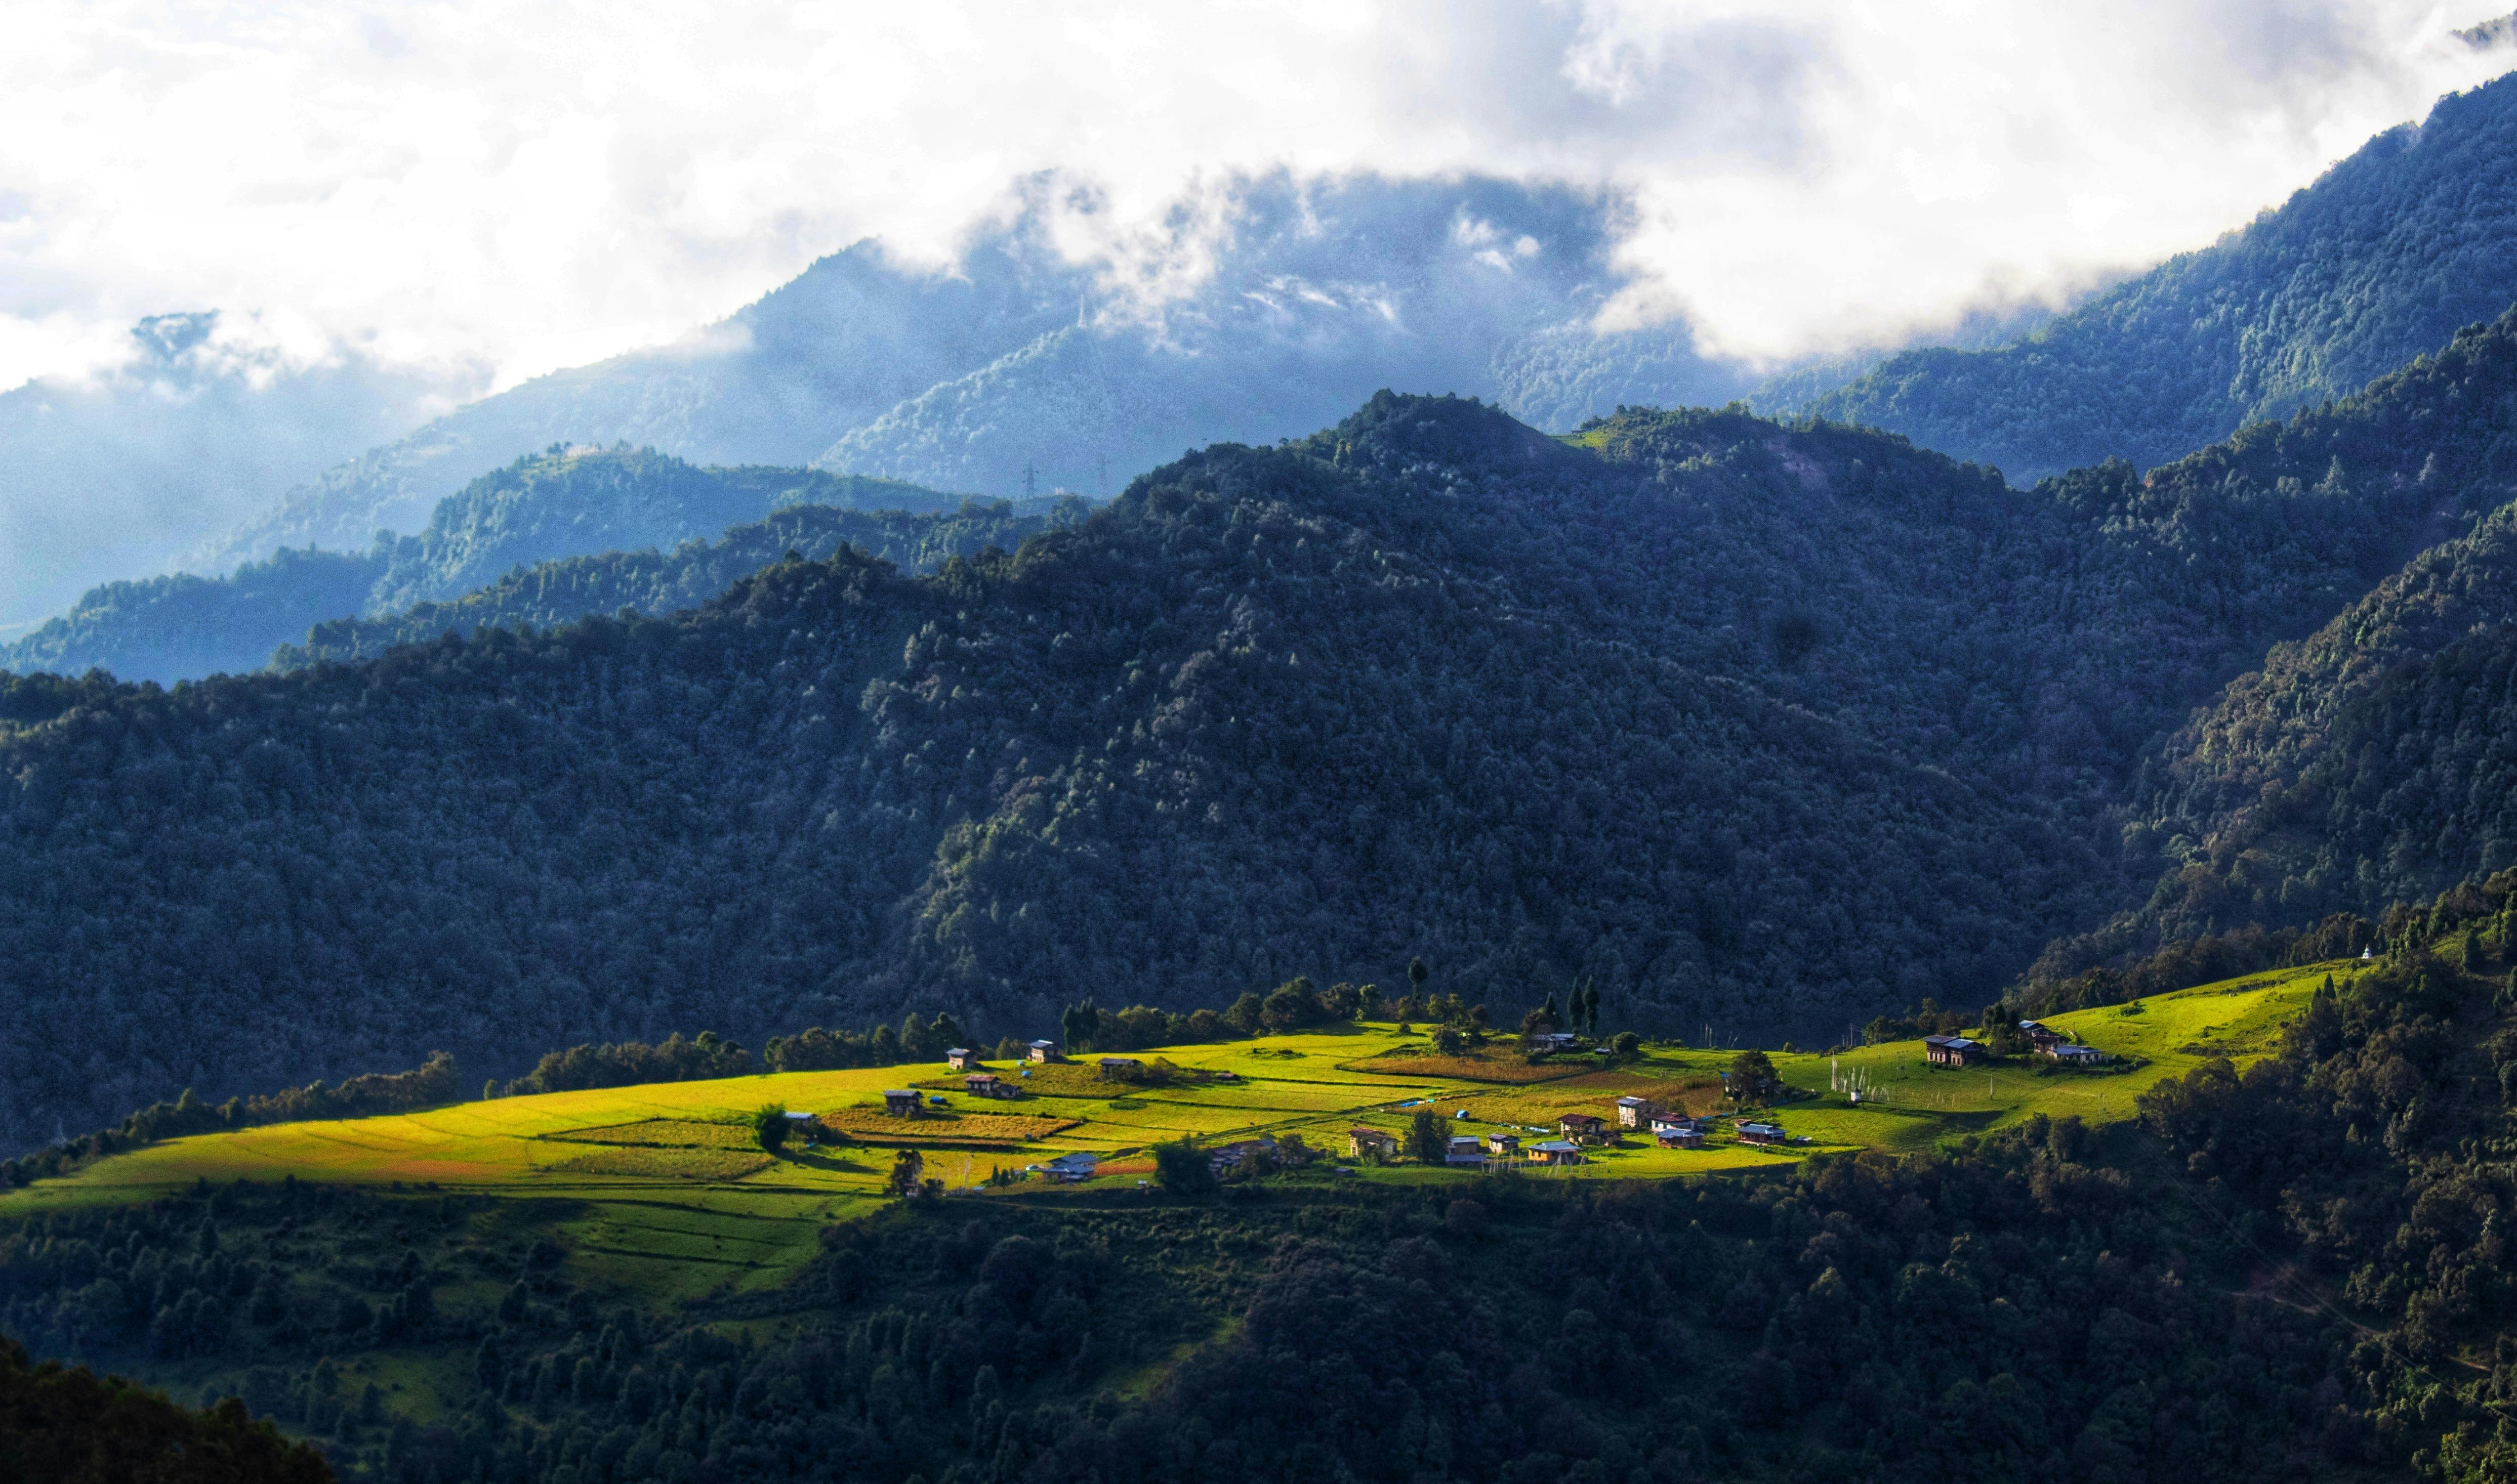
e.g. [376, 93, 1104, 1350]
[189, 177, 1749, 576]
[1800, 71, 2517, 482]
[0, 450, 996, 685]
[0, 314, 462, 625]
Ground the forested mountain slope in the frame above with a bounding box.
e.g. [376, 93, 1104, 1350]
[0, 451, 986, 685]
[1997, 309, 2517, 972]
[1801, 70, 2517, 482]
[0, 387, 2487, 1153]
[274, 497, 1083, 672]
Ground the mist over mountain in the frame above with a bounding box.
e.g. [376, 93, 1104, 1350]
[186, 176, 1749, 580]
[0, 449, 998, 685]
[0, 314, 465, 626]
[1800, 71, 2517, 483]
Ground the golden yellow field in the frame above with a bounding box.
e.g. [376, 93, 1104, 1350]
[0, 961, 2340, 1232]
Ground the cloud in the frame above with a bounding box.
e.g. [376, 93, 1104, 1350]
[0, 1, 2509, 391]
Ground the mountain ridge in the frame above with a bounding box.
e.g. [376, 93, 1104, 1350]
[1799, 71, 2517, 482]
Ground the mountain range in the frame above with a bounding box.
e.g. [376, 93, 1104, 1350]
[0, 450, 1028, 685]
[182, 176, 1753, 578]
[2, 352, 2506, 1149]
[10, 69, 2517, 1148]
[1805, 70, 2517, 483]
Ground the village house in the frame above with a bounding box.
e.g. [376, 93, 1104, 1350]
[1559, 1112, 1610, 1144]
[1614, 1095, 1661, 1128]
[1531, 1032, 1580, 1052]
[1924, 1035, 1985, 1067]
[2018, 1020, 2063, 1053]
[2050, 1043, 2106, 1066]
[1446, 1135, 1487, 1166]
[1027, 1039, 1060, 1064]
[1736, 1121, 1787, 1146]
[1097, 1056, 1143, 1080]
[1210, 1137, 1278, 1174]
[1651, 1111, 1706, 1148]
[1484, 1130, 1520, 1157]
[964, 1072, 1017, 1099]
[946, 1047, 977, 1071]
[1349, 1126, 1399, 1159]
[1530, 1139, 1585, 1166]
[1038, 1152, 1098, 1182]
[882, 1089, 922, 1117]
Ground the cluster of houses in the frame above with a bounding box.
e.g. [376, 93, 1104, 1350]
[1346, 1092, 1764, 1169]
[1924, 1022, 2109, 1068]
[2019, 1021, 2107, 1066]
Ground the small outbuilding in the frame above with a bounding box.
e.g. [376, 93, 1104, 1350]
[882, 1089, 922, 1117]
[965, 1072, 1017, 1098]
[1097, 1056, 1143, 1080]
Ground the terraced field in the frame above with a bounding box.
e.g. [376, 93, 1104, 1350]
[0, 962, 2340, 1249]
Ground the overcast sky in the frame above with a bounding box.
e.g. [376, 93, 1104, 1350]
[3, 1, 2512, 394]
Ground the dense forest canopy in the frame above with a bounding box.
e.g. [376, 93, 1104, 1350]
[3, 365, 2511, 1153]
[1999, 309, 2517, 976]
[1802, 70, 2517, 482]
[13, 875, 2517, 1483]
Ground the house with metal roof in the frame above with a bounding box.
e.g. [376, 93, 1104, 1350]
[1924, 1035, 1985, 1067]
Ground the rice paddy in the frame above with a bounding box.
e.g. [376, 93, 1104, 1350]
[0, 960, 2343, 1247]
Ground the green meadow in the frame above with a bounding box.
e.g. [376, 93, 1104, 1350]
[0, 959, 2340, 1243]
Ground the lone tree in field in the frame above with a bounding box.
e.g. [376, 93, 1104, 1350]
[885, 1148, 925, 1198]
[1154, 1137, 1217, 1196]
[1728, 1049, 1781, 1106]
[1407, 1108, 1447, 1164]
[754, 1104, 790, 1153]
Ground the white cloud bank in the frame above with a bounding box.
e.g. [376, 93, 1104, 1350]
[0, 1, 2510, 391]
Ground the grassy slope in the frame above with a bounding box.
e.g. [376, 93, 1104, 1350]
[0, 968, 2338, 1458]
[3, 960, 2333, 1225]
